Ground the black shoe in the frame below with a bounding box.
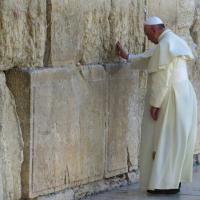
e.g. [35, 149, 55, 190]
[147, 189, 180, 194]
[164, 188, 180, 194]
[147, 189, 165, 194]
[147, 183, 181, 195]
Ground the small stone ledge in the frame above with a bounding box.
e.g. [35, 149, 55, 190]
[33, 170, 139, 200]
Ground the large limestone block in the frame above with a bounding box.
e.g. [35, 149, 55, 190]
[45, 0, 85, 66]
[104, 64, 146, 177]
[175, 0, 196, 56]
[6, 66, 106, 199]
[190, 59, 200, 153]
[47, 0, 144, 66]
[0, 73, 23, 199]
[177, 0, 195, 36]
[0, 0, 46, 70]
[100, 0, 145, 62]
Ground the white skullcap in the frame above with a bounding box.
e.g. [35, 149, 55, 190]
[144, 16, 164, 25]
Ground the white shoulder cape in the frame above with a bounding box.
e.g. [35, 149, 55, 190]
[148, 29, 194, 73]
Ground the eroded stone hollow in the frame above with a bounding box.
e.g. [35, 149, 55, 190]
[0, 0, 200, 199]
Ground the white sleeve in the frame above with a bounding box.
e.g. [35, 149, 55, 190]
[149, 67, 170, 108]
[127, 48, 156, 62]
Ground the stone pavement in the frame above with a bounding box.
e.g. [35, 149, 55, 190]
[85, 166, 200, 200]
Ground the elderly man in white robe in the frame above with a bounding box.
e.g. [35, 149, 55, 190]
[116, 16, 197, 194]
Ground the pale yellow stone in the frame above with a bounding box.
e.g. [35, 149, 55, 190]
[6, 66, 107, 198]
[190, 2, 200, 55]
[36, 189, 74, 200]
[104, 64, 146, 177]
[0, 0, 46, 70]
[6, 63, 146, 198]
[48, 0, 144, 66]
[0, 72, 23, 200]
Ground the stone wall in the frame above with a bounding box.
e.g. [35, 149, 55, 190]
[6, 64, 145, 199]
[0, 0, 200, 199]
[45, 0, 144, 66]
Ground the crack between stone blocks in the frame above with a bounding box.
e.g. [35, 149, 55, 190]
[104, 72, 110, 177]
[190, 7, 199, 42]
[76, 64, 87, 81]
[126, 147, 132, 172]
[189, 5, 200, 61]
[107, 0, 115, 59]
[143, 0, 148, 51]
[65, 164, 70, 185]
[43, 0, 52, 66]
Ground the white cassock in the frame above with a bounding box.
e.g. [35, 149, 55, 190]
[128, 29, 197, 190]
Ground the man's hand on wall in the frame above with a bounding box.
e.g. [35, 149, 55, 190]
[150, 106, 160, 121]
[116, 41, 128, 60]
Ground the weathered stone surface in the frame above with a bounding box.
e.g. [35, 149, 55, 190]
[191, 1, 200, 153]
[36, 189, 74, 200]
[73, 175, 128, 200]
[0, 0, 145, 68]
[190, 1, 200, 55]
[177, 0, 195, 38]
[46, 0, 144, 66]
[190, 0, 200, 49]
[6, 66, 107, 198]
[0, 72, 23, 199]
[6, 63, 145, 199]
[126, 171, 139, 184]
[35, 172, 132, 200]
[105, 64, 146, 177]
[0, 0, 46, 70]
